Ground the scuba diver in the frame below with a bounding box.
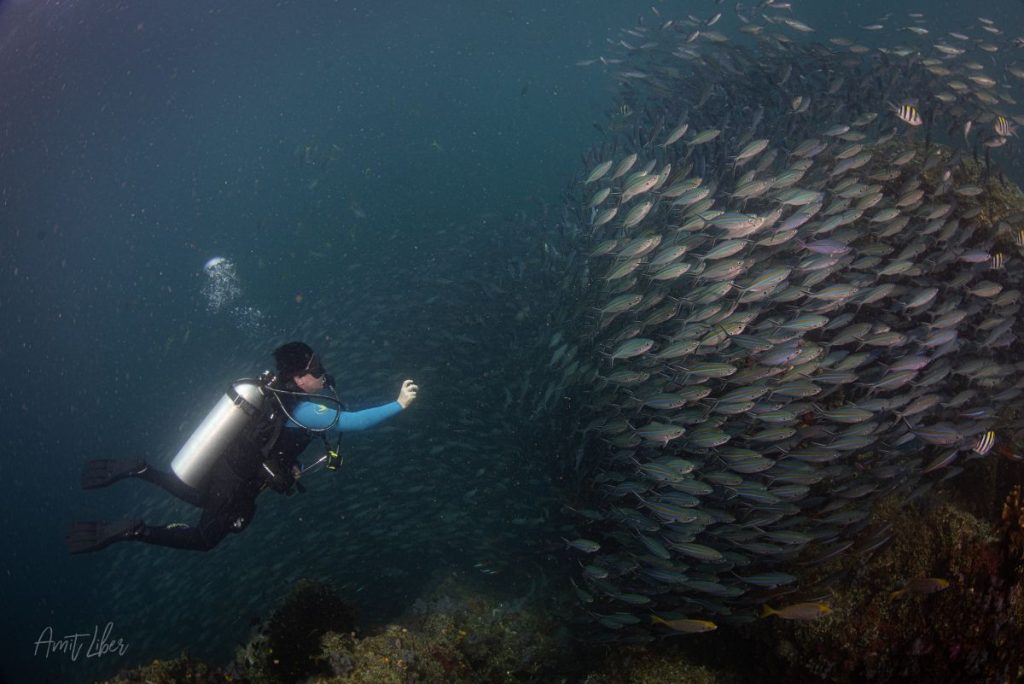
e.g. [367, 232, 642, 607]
[67, 341, 418, 554]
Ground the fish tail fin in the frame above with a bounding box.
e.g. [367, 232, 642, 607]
[760, 604, 775, 618]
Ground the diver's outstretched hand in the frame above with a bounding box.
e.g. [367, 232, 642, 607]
[397, 379, 419, 409]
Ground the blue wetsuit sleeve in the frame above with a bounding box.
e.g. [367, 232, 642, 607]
[285, 400, 402, 432]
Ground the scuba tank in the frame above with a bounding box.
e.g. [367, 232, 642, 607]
[170, 370, 345, 491]
[170, 375, 269, 489]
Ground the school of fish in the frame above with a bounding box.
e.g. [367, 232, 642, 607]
[552, 1, 1024, 637]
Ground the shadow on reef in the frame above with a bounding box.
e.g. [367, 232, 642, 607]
[260, 579, 358, 682]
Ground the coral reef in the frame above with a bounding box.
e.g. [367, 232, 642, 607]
[579, 642, 748, 684]
[298, 573, 574, 683]
[101, 653, 229, 684]
[756, 486, 1024, 683]
[1000, 485, 1024, 574]
[103, 571, 577, 684]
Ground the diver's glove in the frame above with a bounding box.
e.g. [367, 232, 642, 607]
[397, 379, 419, 408]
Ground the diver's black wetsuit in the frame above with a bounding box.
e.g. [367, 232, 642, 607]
[135, 418, 312, 550]
[70, 387, 401, 554]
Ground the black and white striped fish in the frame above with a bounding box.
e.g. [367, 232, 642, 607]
[891, 102, 923, 126]
[973, 431, 996, 456]
[994, 116, 1016, 138]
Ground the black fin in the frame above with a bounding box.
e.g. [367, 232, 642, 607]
[66, 519, 143, 555]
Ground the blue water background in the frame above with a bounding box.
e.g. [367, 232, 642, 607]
[2, 1, 1023, 681]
